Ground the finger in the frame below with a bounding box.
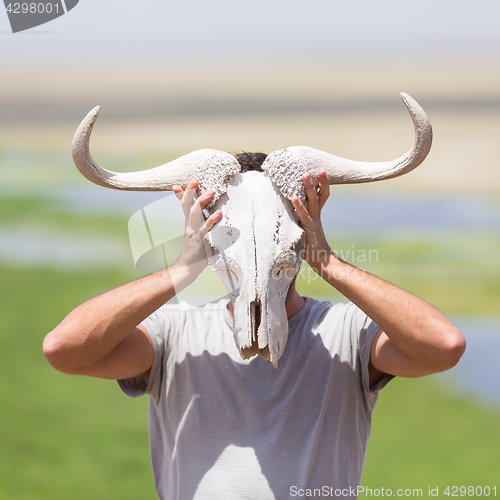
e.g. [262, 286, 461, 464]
[202, 209, 223, 234]
[189, 202, 204, 232]
[317, 169, 330, 210]
[303, 172, 319, 217]
[172, 185, 184, 202]
[180, 179, 199, 219]
[182, 179, 198, 206]
[197, 189, 215, 211]
[173, 184, 190, 229]
[291, 195, 313, 227]
[189, 190, 213, 231]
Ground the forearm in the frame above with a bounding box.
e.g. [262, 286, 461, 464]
[44, 181, 221, 377]
[292, 170, 464, 375]
[319, 253, 465, 371]
[43, 263, 193, 371]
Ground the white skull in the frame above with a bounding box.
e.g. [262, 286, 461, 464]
[204, 171, 305, 368]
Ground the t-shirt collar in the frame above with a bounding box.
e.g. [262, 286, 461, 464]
[223, 297, 313, 330]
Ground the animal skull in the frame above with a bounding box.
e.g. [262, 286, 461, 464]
[205, 171, 305, 366]
[71, 92, 432, 367]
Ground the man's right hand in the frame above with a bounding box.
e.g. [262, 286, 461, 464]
[171, 179, 222, 279]
[42, 179, 222, 381]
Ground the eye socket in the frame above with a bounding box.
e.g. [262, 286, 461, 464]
[271, 261, 299, 281]
[208, 253, 243, 296]
[271, 249, 301, 281]
[209, 254, 227, 271]
[273, 266, 284, 279]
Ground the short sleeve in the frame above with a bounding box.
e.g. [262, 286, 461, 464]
[117, 304, 174, 403]
[348, 304, 394, 406]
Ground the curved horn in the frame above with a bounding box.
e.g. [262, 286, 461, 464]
[72, 106, 240, 202]
[262, 92, 432, 201]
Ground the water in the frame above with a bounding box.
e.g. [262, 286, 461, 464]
[47, 186, 500, 233]
[48, 186, 170, 216]
[0, 188, 498, 405]
[0, 225, 130, 270]
[321, 193, 500, 232]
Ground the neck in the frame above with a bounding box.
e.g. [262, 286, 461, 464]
[226, 284, 306, 320]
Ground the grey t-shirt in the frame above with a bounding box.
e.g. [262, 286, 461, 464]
[118, 298, 392, 500]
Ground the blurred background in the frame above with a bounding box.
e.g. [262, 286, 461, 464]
[1, 1, 499, 498]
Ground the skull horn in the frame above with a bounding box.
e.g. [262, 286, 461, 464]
[72, 106, 240, 200]
[262, 92, 433, 202]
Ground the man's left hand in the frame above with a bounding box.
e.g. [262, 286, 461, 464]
[291, 169, 332, 275]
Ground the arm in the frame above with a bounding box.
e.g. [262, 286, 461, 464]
[291, 171, 466, 386]
[43, 180, 221, 380]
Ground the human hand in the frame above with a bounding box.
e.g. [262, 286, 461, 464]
[171, 179, 222, 277]
[291, 169, 332, 274]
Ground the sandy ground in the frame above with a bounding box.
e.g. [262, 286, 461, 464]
[1, 59, 499, 194]
[2, 59, 500, 104]
[2, 109, 499, 195]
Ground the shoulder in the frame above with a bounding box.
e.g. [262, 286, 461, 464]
[298, 297, 379, 352]
[299, 297, 363, 327]
[144, 298, 233, 355]
[144, 299, 229, 326]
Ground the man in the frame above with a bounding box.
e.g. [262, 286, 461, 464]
[43, 153, 466, 499]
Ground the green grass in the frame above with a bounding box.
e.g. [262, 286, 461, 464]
[0, 264, 499, 499]
[0, 265, 155, 500]
[1, 181, 499, 497]
[363, 376, 500, 491]
[0, 194, 130, 237]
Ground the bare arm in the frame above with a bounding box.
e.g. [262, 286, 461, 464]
[291, 171, 466, 385]
[43, 180, 221, 380]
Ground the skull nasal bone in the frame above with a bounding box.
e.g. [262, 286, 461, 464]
[250, 300, 262, 343]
